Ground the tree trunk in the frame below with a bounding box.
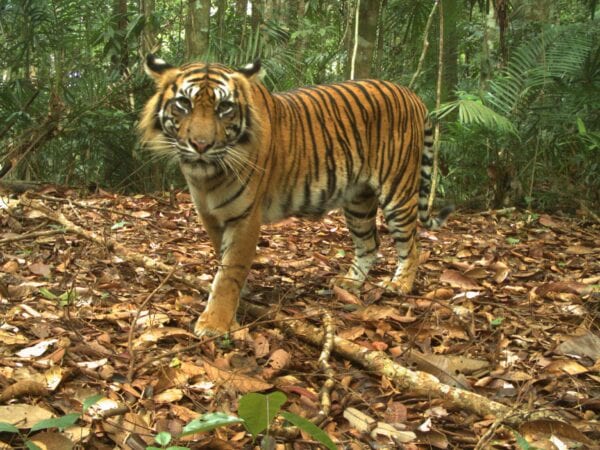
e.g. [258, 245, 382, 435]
[215, 0, 227, 60]
[353, 0, 380, 79]
[441, 0, 459, 102]
[185, 0, 211, 60]
[111, 0, 129, 75]
[140, 0, 158, 56]
[287, 0, 305, 66]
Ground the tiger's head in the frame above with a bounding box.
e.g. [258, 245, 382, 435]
[139, 54, 263, 166]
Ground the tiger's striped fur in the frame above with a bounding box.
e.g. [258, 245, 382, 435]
[140, 55, 451, 336]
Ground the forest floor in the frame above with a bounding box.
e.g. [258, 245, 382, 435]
[0, 188, 599, 450]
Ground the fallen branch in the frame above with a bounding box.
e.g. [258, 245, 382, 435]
[239, 301, 559, 428]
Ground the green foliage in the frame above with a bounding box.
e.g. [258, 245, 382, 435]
[180, 412, 244, 436]
[280, 411, 337, 450]
[238, 391, 287, 438]
[439, 23, 600, 210]
[0, 0, 597, 211]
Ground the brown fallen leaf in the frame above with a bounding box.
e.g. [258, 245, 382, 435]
[520, 419, 594, 446]
[29, 431, 74, 450]
[204, 362, 272, 393]
[439, 269, 481, 290]
[252, 333, 270, 358]
[565, 245, 596, 255]
[154, 387, 184, 404]
[133, 327, 195, 348]
[28, 262, 52, 277]
[0, 404, 54, 428]
[268, 348, 291, 371]
[490, 261, 510, 283]
[543, 359, 588, 376]
[556, 332, 600, 360]
[333, 285, 362, 305]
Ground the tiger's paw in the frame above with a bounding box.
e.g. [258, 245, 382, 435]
[378, 276, 414, 295]
[193, 311, 235, 337]
[332, 275, 363, 294]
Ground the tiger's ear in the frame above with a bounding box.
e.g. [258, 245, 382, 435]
[144, 54, 174, 81]
[237, 59, 264, 81]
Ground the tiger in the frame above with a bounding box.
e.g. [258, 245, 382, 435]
[139, 54, 452, 336]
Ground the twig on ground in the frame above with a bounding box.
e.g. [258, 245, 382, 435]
[0, 228, 65, 244]
[126, 265, 178, 382]
[314, 309, 335, 426]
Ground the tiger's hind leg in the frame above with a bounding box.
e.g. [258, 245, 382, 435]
[380, 195, 419, 294]
[335, 188, 380, 292]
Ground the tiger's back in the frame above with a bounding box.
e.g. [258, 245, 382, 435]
[260, 80, 428, 224]
[140, 56, 450, 336]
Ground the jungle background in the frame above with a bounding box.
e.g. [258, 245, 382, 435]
[0, 0, 598, 212]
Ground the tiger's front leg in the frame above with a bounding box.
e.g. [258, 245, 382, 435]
[194, 213, 260, 336]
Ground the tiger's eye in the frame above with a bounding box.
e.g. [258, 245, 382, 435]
[173, 97, 191, 114]
[217, 100, 235, 115]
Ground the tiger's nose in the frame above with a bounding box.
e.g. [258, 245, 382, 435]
[189, 139, 212, 153]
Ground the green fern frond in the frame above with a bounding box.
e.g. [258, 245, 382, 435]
[434, 92, 517, 135]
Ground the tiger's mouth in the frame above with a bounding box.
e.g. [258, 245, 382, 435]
[176, 141, 230, 165]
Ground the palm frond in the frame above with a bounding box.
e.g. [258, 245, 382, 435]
[434, 92, 517, 135]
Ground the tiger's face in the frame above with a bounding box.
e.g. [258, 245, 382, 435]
[140, 55, 261, 166]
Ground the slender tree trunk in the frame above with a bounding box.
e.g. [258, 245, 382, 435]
[287, 0, 305, 65]
[215, 0, 227, 60]
[236, 0, 249, 53]
[111, 0, 129, 75]
[185, 0, 211, 60]
[374, 0, 387, 76]
[140, 0, 158, 56]
[353, 0, 380, 79]
[441, 0, 459, 102]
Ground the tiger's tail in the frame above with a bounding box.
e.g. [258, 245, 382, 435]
[418, 120, 453, 230]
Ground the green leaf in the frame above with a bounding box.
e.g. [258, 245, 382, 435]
[30, 413, 80, 432]
[111, 220, 128, 230]
[513, 430, 542, 449]
[280, 411, 337, 450]
[0, 422, 20, 433]
[490, 317, 504, 327]
[155, 431, 172, 446]
[38, 288, 58, 300]
[180, 412, 243, 436]
[506, 237, 520, 245]
[238, 392, 287, 438]
[165, 447, 191, 450]
[25, 441, 43, 450]
[82, 394, 104, 413]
